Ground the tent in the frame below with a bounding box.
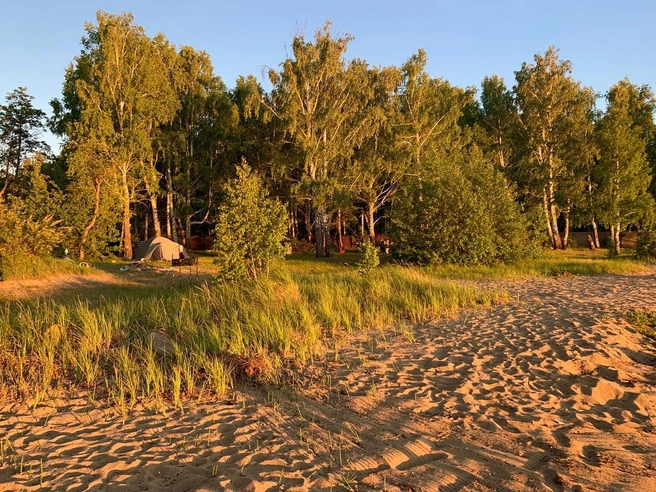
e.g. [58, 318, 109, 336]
[133, 237, 190, 261]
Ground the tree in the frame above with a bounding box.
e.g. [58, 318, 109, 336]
[347, 65, 403, 241]
[166, 46, 237, 247]
[0, 87, 51, 196]
[270, 22, 376, 257]
[396, 50, 470, 174]
[479, 75, 520, 170]
[390, 150, 534, 265]
[212, 162, 287, 281]
[596, 81, 655, 255]
[513, 47, 594, 249]
[61, 11, 179, 258]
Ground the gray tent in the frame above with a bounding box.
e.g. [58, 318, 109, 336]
[133, 237, 190, 261]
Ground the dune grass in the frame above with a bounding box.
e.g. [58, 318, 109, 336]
[626, 310, 656, 340]
[0, 247, 650, 410]
[0, 263, 505, 410]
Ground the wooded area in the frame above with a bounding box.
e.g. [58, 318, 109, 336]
[2, 11, 655, 268]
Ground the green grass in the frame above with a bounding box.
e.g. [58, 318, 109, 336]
[626, 310, 656, 340]
[288, 248, 648, 280]
[1, 255, 96, 281]
[426, 251, 647, 280]
[0, 262, 505, 409]
[0, 247, 651, 410]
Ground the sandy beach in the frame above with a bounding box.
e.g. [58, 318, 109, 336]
[2, 272, 655, 491]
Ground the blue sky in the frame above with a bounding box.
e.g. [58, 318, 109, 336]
[2, 0, 654, 151]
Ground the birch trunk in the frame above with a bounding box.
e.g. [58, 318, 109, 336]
[144, 180, 161, 237]
[547, 177, 562, 249]
[314, 206, 332, 257]
[337, 209, 345, 251]
[166, 166, 177, 242]
[562, 203, 571, 249]
[367, 202, 376, 241]
[78, 178, 103, 261]
[592, 219, 600, 248]
[543, 190, 556, 249]
[121, 169, 133, 258]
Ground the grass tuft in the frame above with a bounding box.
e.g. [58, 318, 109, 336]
[626, 310, 656, 340]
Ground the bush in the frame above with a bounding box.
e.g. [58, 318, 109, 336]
[290, 238, 315, 254]
[390, 158, 536, 265]
[0, 198, 65, 280]
[636, 230, 656, 261]
[356, 240, 380, 274]
[212, 162, 288, 282]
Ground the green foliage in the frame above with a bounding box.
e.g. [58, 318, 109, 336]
[0, 198, 65, 280]
[391, 156, 536, 265]
[596, 81, 655, 241]
[635, 230, 656, 261]
[213, 163, 287, 281]
[356, 240, 380, 274]
[290, 238, 315, 254]
[0, 87, 51, 195]
[270, 21, 379, 257]
[512, 47, 596, 249]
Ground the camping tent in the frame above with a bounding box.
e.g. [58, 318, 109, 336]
[133, 237, 190, 261]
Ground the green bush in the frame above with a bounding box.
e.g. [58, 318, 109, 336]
[0, 198, 65, 280]
[290, 238, 315, 254]
[356, 240, 380, 274]
[212, 162, 288, 281]
[390, 158, 537, 265]
[636, 230, 656, 261]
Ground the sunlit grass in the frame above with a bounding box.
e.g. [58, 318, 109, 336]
[0, 261, 505, 408]
[0, 246, 650, 410]
[626, 310, 656, 340]
[1, 255, 96, 281]
[287, 248, 648, 281]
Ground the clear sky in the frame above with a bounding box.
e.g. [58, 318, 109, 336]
[2, 0, 654, 151]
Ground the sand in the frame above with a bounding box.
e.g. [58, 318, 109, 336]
[1, 272, 656, 491]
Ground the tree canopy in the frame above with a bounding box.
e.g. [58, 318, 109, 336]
[4, 13, 655, 266]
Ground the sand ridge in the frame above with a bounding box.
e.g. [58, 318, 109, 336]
[1, 273, 656, 491]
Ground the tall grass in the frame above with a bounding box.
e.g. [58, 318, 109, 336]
[1, 255, 93, 281]
[423, 249, 647, 280]
[0, 264, 505, 408]
[2, 248, 647, 409]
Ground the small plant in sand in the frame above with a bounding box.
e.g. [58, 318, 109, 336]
[626, 310, 656, 339]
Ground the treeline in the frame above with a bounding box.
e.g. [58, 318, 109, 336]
[1, 11, 655, 265]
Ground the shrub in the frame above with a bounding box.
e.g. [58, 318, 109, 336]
[390, 157, 536, 265]
[290, 238, 315, 254]
[212, 162, 288, 281]
[636, 230, 656, 261]
[356, 240, 380, 274]
[0, 198, 65, 280]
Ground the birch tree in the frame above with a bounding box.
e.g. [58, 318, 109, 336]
[514, 47, 593, 249]
[596, 81, 655, 255]
[65, 11, 178, 258]
[270, 22, 375, 257]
